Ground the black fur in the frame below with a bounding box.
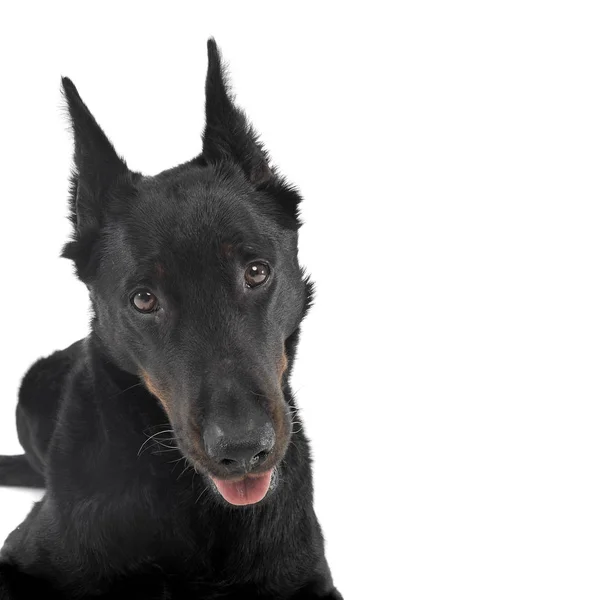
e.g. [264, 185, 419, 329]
[0, 40, 341, 600]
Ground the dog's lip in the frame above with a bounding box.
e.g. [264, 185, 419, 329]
[209, 468, 274, 506]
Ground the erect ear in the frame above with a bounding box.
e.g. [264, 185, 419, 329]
[202, 39, 273, 187]
[62, 77, 129, 229]
[61, 77, 130, 277]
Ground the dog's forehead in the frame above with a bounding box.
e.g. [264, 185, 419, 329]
[138, 164, 254, 223]
[109, 164, 282, 273]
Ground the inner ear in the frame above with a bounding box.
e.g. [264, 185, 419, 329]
[250, 160, 273, 187]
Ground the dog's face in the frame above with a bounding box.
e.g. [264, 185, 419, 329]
[61, 40, 312, 506]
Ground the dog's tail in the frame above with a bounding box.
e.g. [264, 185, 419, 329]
[0, 455, 45, 488]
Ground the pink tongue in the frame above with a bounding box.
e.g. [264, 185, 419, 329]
[212, 470, 273, 506]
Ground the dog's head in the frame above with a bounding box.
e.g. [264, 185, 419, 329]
[61, 40, 313, 506]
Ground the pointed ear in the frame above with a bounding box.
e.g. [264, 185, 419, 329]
[61, 77, 130, 278]
[202, 39, 272, 187]
[62, 77, 129, 228]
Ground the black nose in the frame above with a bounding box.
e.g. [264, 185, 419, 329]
[204, 421, 276, 474]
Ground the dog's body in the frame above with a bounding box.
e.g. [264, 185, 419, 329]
[0, 41, 341, 599]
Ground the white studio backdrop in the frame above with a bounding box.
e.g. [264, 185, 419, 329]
[0, 2, 599, 599]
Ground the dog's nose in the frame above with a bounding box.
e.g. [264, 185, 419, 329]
[204, 421, 275, 473]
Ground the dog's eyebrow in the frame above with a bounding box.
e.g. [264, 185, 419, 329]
[238, 243, 273, 257]
[220, 241, 274, 260]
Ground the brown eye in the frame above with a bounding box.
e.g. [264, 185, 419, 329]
[131, 291, 159, 313]
[244, 262, 270, 288]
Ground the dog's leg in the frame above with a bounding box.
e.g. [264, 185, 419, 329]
[71, 570, 172, 600]
[0, 343, 81, 492]
[0, 562, 174, 600]
[0, 496, 69, 598]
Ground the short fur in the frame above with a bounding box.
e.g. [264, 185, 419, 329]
[0, 40, 342, 600]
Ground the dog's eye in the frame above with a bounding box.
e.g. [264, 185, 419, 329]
[244, 262, 270, 288]
[131, 291, 159, 313]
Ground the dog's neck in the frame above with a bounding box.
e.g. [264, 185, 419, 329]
[86, 331, 140, 390]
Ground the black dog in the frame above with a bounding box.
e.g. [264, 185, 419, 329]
[0, 40, 342, 600]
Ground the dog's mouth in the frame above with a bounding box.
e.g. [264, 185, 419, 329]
[209, 468, 274, 506]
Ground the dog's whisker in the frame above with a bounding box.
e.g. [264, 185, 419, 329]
[110, 382, 144, 400]
[176, 460, 194, 481]
[168, 456, 186, 468]
[137, 428, 175, 457]
[195, 485, 210, 505]
[143, 422, 172, 433]
[153, 443, 180, 450]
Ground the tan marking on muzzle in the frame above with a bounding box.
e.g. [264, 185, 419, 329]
[140, 371, 171, 416]
[277, 352, 289, 384]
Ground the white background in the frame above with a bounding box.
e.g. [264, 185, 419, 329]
[0, 2, 599, 599]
